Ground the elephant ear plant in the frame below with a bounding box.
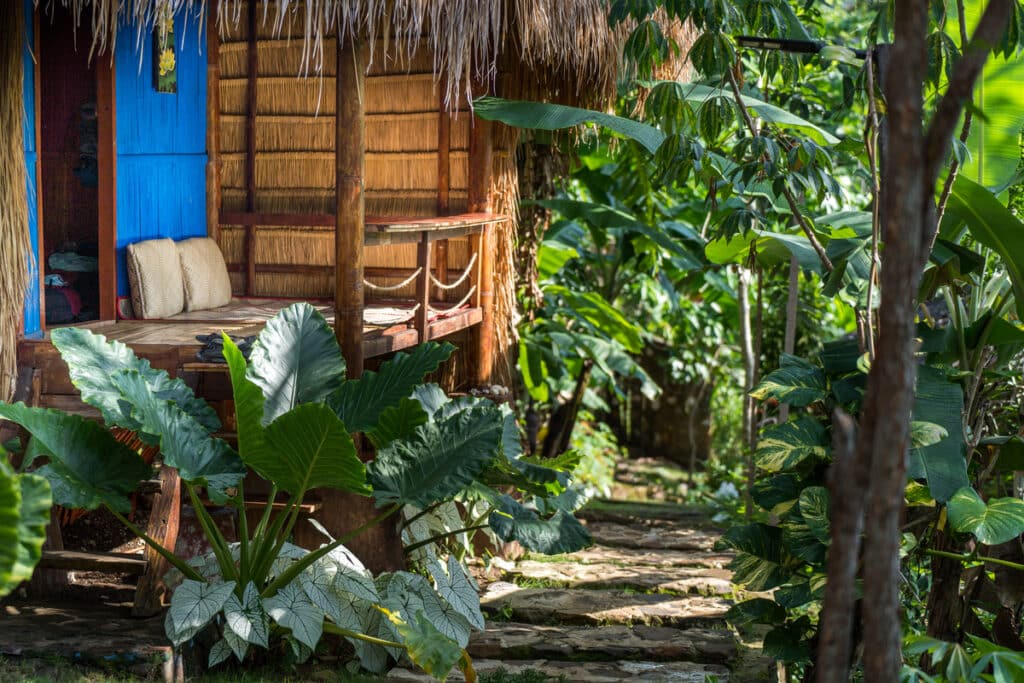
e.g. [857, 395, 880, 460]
[0, 302, 581, 680]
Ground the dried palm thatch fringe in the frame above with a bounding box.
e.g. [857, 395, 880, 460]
[490, 125, 521, 387]
[1, 2, 31, 401]
[36, 0, 623, 109]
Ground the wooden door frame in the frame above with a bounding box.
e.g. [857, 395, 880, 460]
[34, 9, 118, 329]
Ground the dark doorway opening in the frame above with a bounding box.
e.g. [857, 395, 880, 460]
[38, 9, 102, 326]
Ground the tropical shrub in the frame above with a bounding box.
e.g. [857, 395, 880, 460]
[0, 303, 591, 680]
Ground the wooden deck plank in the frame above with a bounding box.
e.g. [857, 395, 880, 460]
[39, 550, 147, 575]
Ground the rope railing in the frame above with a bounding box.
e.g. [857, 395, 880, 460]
[430, 252, 477, 290]
[362, 267, 422, 292]
[427, 287, 476, 315]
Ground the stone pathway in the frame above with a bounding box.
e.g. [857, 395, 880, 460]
[392, 460, 770, 681]
[1, 459, 769, 682]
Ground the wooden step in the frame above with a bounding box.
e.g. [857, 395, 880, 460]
[38, 550, 148, 575]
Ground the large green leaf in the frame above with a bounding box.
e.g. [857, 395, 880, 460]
[0, 403, 150, 513]
[380, 607, 465, 681]
[537, 199, 694, 261]
[109, 371, 245, 500]
[0, 462, 50, 597]
[945, 176, 1024, 319]
[366, 398, 429, 450]
[908, 366, 968, 503]
[650, 81, 839, 145]
[544, 285, 643, 353]
[488, 496, 592, 554]
[328, 343, 454, 434]
[50, 327, 219, 433]
[947, 487, 1024, 546]
[754, 418, 830, 473]
[0, 464, 23, 597]
[258, 403, 367, 496]
[11, 472, 51, 591]
[750, 354, 828, 407]
[716, 523, 801, 591]
[799, 487, 831, 545]
[247, 303, 346, 424]
[474, 96, 666, 154]
[223, 336, 269, 472]
[368, 404, 503, 508]
[705, 229, 823, 272]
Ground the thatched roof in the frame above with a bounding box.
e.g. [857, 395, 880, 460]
[41, 0, 621, 106]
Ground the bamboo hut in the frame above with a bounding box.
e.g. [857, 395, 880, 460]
[2, 0, 640, 583]
[6, 0, 629, 403]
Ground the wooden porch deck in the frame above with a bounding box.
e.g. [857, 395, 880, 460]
[15, 298, 481, 419]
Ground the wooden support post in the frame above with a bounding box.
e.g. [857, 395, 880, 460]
[132, 466, 180, 617]
[96, 53, 117, 321]
[335, 38, 366, 379]
[435, 90, 450, 300]
[415, 233, 431, 342]
[33, 8, 45, 329]
[468, 106, 494, 386]
[206, 7, 222, 244]
[244, 3, 258, 295]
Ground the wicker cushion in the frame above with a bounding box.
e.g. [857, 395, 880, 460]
[126, 238, 185, 319]
[177, 237, 232, 311]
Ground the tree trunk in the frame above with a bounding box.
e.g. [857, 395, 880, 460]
[859, 16, 928, 677]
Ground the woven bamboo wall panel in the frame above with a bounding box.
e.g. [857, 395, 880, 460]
[220, 74, 465, 116]
[220, 151, 468, 191]
[220, 189, 469, 216]
[220, 113, 469, 154]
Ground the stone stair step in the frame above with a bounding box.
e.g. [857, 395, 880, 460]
[502, 560, 733, 595]
[468, 621, 737, 664]
[567, 545, 733, 569]
[480, 582, 732, 628]
[584, 520, 721, 552]
[388, 658, 733, 682]
[578, 499, 711, 525]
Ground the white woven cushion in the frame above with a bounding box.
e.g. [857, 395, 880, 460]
[177, 237, 232, 311]
[126, 238, 185, 319]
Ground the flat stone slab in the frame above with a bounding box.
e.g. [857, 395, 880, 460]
[468, 622, 736, 663]
[584, 521, 721, 552]
[480, 582, 731, 628]
[0, 603, 173, 679]
[567, 546, 733, 569]
[389, 658, 732, 682]
[504, 560, 733, 595]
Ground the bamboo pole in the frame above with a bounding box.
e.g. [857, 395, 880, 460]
[435, 86, 450, 300]
[468, 97, 494, 386]
[96, 48, 117, 321]
[206, 6, 222, 244]
[335, 38, 366, 379]
[244, 3, 257, 295]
